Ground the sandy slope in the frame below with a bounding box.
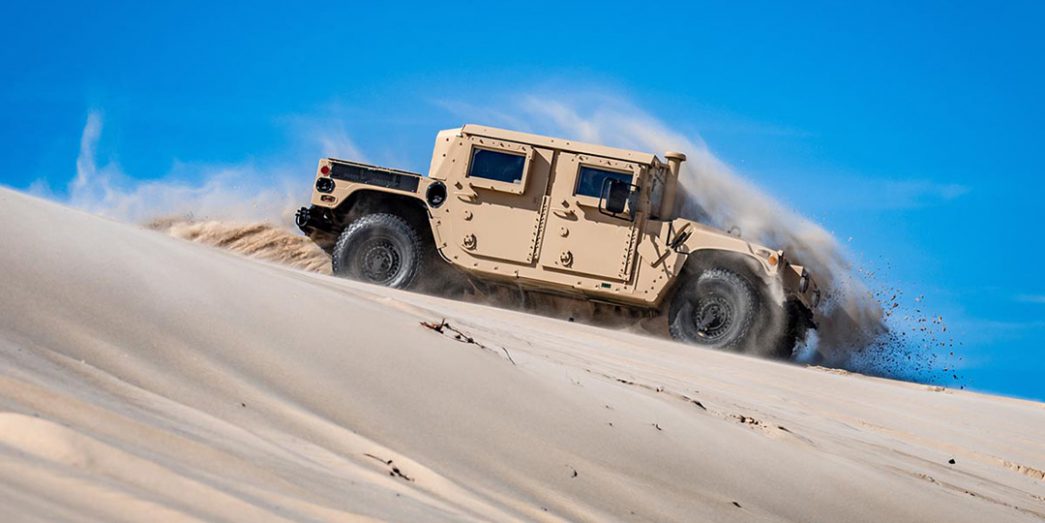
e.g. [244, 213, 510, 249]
[0, 188, 1042, 522]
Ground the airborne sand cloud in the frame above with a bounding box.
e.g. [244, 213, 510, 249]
[57, 110, 316, 225]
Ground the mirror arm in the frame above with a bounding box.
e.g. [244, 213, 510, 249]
[668, 222, 692, 252]
[653, 222, 693, 267]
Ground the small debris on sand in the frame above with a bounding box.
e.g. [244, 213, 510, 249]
[421, 318, 516, 365]
[364, 453, 414, 482]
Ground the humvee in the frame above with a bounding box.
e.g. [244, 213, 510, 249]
[297, 125, 820, 357]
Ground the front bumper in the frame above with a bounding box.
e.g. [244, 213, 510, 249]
[783, 263, 821, 312]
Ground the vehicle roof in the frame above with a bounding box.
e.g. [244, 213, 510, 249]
[460, 124, 658, 165]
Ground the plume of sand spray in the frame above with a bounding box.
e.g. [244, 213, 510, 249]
[675, 139, 885, 361]
[147, 218, 332, 275]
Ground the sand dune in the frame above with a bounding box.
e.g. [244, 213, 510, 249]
[0, 187, 1042, 522]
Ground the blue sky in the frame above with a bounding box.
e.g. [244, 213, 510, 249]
[2, 1, 1043, 399]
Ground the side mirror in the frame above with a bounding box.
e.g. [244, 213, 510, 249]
[599, 179, 634, 220]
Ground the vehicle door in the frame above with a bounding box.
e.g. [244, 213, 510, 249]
[540, 153, 642, 281]
[447, 135, 553, 265]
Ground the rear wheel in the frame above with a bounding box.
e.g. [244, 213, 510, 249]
[332, 213, 422, 289]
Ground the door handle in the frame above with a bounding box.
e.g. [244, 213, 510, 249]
[552, 208, 576, 218]
[455, 191, 478, 202]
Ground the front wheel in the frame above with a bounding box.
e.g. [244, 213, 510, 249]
[332, 213, 423, 289]
[669, 268, 759, 351]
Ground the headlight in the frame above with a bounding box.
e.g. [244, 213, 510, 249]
[315, 177, 335, 194]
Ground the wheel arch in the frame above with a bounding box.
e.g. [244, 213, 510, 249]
[334, 189, 435, 244]
[662, 248, 770, 307]
[664, 247, 806, 358]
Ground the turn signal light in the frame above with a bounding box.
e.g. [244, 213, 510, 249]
[320, 165, 330, 175]
[768, 254, 779, 266]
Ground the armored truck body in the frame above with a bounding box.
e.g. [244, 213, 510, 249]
[297, 125, 819, 356]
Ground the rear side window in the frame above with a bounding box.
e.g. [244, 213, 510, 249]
[575, 166, 632, 197]
[469, 149, 526, 184]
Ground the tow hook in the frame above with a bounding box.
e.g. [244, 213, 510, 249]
[295, 207, 311, 229]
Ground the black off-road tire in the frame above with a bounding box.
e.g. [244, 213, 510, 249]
[668, 268, 759, 351]
[332, 213, 423, 289]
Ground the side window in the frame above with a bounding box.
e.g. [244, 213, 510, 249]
[575, 166, 632, 197]
[469, 148, 526, 184]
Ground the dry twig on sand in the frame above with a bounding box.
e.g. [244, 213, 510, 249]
[363, 453, 414, 482]
[420, 319, 517, 365]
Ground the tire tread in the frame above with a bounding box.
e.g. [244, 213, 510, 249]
[331, 213, 423, 289]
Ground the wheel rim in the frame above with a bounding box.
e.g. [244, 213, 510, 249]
[358, 238, 401, 284]
[693, 294, 734, 342]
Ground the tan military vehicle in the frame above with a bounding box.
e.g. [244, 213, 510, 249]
[296, 125, 820, 357]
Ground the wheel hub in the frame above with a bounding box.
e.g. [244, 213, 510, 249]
[694, 295, 734, 341]
[359, 239, 401, 283]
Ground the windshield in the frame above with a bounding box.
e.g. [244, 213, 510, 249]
[647, 165, 667, 219]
